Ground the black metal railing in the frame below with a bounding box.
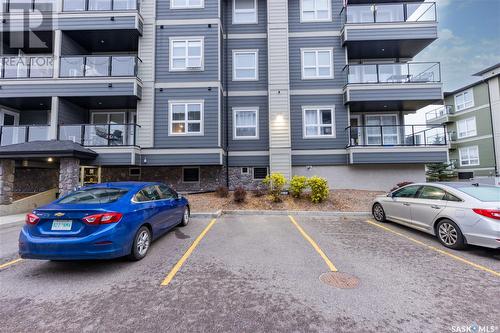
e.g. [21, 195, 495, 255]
[58, 123, 140, 146]
[341, 2, 436, 24]
[59, 55, 140, 78]
[345, 62, 441, 84]
[346, 124, 447, 147]
[0, 125, 50, 146]
[1, 0, 55, 12]
[62, 0, 139, 11]
[0, 56, 53, 79]
[425, 105, 454, 121]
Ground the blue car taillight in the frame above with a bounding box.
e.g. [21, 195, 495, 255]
[82, 212, 123, 225]
[25, 213, 40, 225]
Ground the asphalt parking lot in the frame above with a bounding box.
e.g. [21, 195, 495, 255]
[0, 214, 499, 333]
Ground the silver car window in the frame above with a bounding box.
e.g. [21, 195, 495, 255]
[393, 185, 420, 198]
[418, 186, 446, 200]
[458, 186, 500, 202]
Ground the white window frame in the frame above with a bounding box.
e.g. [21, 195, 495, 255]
[90, 111, 126, 124]
[252, 167, 268, 180]
[241, 167, 250, 175]
[454, 88, 474, 111]
[301, 48, 334, 80]
[300, 0, 332, 23]
[182, 166, 200, 183]
[302, 106, 336, 138]
[233, 107, 259, 140]
[364, 113, 400, 146]
[456, 116, 477, 139]
[170, 0, 204, 9]
[169, 37, 204, 72]
[459, 146, 480, 167]
[232, 49, 259, 81]
[0, 108, 20, 126]
[168, 100, 204, 136]
[232, 0, 258, 24]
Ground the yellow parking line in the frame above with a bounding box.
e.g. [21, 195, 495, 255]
[288, 215, 338, 272]
[0, 258, 22, 270]
[161, 218, 217, 286]
[365, 219, 500, 278]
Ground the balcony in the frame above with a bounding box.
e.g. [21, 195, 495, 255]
[341, 2, 438, 59]
[62, 0, 139, 11]
[1, 0, 55, 12]
[346, 124, 448, 164]
[58, 123, 139, 147]
[425, 105, 455, 125]
[59, 55, 140, 78]
[0, 125, 50, 146]
[343, 62, 443, 112]
[0, 56, 53, 79]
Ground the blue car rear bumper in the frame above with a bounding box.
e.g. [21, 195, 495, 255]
[18, 225, 132, 260]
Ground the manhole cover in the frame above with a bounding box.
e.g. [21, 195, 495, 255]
[319, 272, 360, 289]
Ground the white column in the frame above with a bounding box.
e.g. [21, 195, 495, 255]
[53, 29, 62, 79]
[49, 96, 59, 140]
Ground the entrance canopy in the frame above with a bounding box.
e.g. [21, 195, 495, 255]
[0, 140, 97, 159]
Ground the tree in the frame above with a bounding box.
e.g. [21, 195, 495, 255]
[426, 162, 456, 182]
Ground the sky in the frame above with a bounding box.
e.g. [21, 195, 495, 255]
[406, 0, 500, 124]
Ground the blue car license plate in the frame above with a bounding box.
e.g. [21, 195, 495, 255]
[51, 220, 73, 231]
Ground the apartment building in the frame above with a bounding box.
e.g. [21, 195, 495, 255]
[426, 63, 500, 181]
[0, 0, 448, 203]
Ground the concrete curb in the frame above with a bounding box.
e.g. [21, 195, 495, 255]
[194, 210, 371, 217]
[0, 220, 24, 230]
[191, 210, 222, 218]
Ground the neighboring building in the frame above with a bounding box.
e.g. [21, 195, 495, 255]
[426, 63, 500, 181]
[0, 0, 448, 203]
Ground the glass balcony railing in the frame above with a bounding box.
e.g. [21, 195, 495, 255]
[0, 56, 53, 79]
[62, 0, 139, 11]
[59, 56, 139, 78]
[0, 125, 50, 146]
[345, 62, 441, 84]
[425, 105, 454, 121]
[346, 124, 447, 147]
[1, 0, 55, 12]
[343, 2, 436, 24]
[58, 124, 139, 146]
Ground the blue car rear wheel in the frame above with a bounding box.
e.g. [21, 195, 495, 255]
[179, 207, 190, 227]
[129, 226, 151, 261]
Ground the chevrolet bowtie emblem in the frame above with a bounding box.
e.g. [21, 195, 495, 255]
[54, 212, 65, 217]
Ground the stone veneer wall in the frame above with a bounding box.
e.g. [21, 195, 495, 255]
[14, 168, 59, 193]
[0, 160, 15, 204]
[101, 166, 226, 192]
[228, 167, 265, 190]
[59, 158, 80, 196]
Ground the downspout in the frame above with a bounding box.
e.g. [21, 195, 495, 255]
[483, 79, 499, 176]
[224, 22, 230, 187]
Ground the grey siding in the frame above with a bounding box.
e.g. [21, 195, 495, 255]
[19, 110, 48, 125]
[344, 26, 438, 42]
[226, 38, 268, 91]
[289, 37, 346, 90]
[292, 154, 348, 166]
[352, 151, 448, 164]
[224, 0, 267, 34]
[227, 95, 269, 151]
[154, 88, 220, 148]
[157, 0, 218, 19]
[155, 24, 219, 83]
[91, 153, 132, 165]
[141, 153, 221, 165]
[58, 98, 87, 124]
[228, 155, 269, 167]
[0, 82, 139, 98]
[58, 16, 142, 34]
[290, 94, 348, 150]
[347, 87, 443, 102]
[288, 0, 343, 32]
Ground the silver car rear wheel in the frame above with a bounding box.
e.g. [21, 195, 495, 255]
[436, 219, 466, 250]
[372, 203, 386, 222]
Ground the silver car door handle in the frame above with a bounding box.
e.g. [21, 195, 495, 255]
[402, 203, 411, 206]
[431, 205, 441, 209]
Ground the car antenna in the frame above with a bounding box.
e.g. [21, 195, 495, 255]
[472, 183, 479, 187]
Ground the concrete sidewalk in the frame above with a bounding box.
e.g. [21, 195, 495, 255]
[0, 213, 26, 229]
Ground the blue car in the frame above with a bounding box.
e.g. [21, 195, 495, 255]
[19, 182, 190, 261]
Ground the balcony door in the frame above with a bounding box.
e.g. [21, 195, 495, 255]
[0, 109, 21, 146]
[90, 112, 126, 146]
[365, 114, 399, 146]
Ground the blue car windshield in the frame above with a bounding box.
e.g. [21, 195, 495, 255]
[458, 186, 500, 202]
[59, 188, 129, 204]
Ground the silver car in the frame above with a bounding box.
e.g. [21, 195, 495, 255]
[372, 182, 500, 249]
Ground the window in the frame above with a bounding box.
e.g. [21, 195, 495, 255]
[303, 107, 335, 138]
[59, 188, 128, 204]
[171, 0, 203, 9]
[233, 0, 257, 24]
[301, 0, 331, 22]
[234, 108, 258, 139]
[455, 89, 474, 111]
[183, 167, 200, 183]
[459, 146, 480, 166]
[169, 101, 203, 135]
[365, 114, 399, 145]
[253, 167, 268, 180]
[158, 184, 177, 199]
[241, 167, 250, 175]
[458, 172, 474, 180]
[233, 50, 258, 81]
[170, 38, 203, 71]
[134, 186, 162, 202]
[457, 186, 500, 202]
[444, 192, 462, 202]
[393, 185, 420, 198]
[301, 49, 333, 79]
[418, 186, 446, 200]
[457, 117, 477, 139]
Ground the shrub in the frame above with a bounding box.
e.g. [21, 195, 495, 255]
[307, 176, 329, 204]
[289, 175, 308, 198]
[233, 186, 247, 203]
[390, 181, 414, 192]
[262, 172, 287, 202]
[215, 185, 229, 198]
